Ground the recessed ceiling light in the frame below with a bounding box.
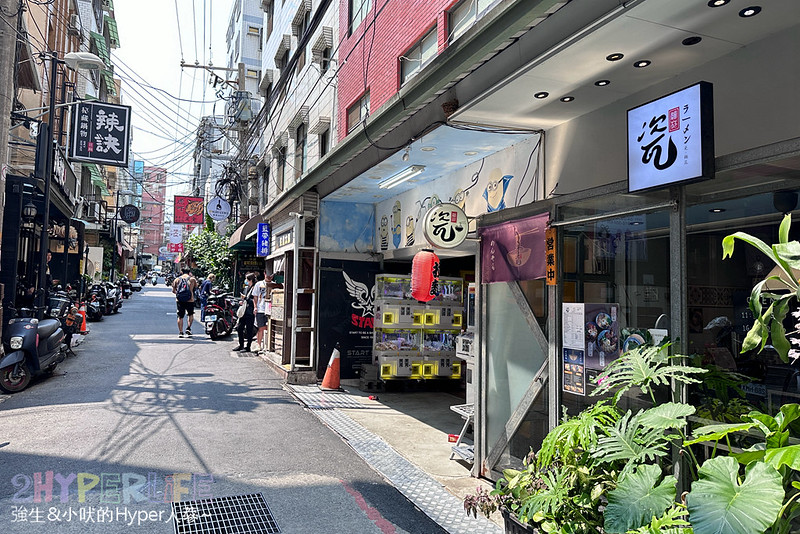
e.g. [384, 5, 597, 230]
[708, 0, 730, 6]
[709, 208, 726, 213]
[420, 146, 436, 152]
[739, 6, 761, 17]
[594, 80, 611, 87]
[560, 96, 575, 103]
[464, 151, 478, 156]
[634, 60, 652, 68]
[606, 53, 624, 62]
[630, 221, 643, 226]
[533, 91, 549, 99]
[682, 36, 702, 46]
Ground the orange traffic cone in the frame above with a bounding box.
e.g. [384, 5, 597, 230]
[320, 344, 341, 390]
[78, 304, 88, 334]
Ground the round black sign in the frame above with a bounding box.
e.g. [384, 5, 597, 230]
[119, 204, 140, 224]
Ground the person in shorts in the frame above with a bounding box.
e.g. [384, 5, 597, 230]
[172, 267, 198, 338]
[252, 273, 270, 351]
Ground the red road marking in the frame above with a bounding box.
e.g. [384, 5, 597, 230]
[341, 480, 397, 534]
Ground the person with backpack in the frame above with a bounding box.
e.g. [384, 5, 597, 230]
[198, 273, 215, 321]
[172, 267, 198, 338]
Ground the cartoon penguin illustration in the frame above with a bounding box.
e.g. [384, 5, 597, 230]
[391, 201, 402, 249]
[379, 215, 389, 251]
[405, 216, 416, 247]
[483, 169, 513, 212]
[451, 188, 468, 210]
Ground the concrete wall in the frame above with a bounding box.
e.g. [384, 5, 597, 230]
[545, 25, 800, 196]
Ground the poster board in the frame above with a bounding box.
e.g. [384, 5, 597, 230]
[562, 302, 620, 396]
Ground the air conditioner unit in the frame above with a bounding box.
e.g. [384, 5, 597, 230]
[68, 14, 80, 36]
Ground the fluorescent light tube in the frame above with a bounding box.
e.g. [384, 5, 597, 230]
[379, 165, 425, 189]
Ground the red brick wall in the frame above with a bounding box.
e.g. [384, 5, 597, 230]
[337, 0, 460, 141]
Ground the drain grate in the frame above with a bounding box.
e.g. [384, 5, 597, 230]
[172, 493, 280, 533]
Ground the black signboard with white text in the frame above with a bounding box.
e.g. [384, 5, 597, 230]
[69, 101, 131, 167]
[318, 259, 382, 380]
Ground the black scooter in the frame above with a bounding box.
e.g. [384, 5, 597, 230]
[0, 304, 67, 393]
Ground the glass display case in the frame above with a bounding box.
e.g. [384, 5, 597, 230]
[430, 277, 464, 303]
[373, 328, 420, 354]
[422, 329, 458, 355]
[376, 274, 412, 300]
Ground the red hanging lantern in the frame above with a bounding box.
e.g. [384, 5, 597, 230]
[411, 249, 440, 302]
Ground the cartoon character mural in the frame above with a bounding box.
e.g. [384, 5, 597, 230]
[405, 216, 416, 247]
[483, 168, 513, 212]
[379, 215, 389, 251]
[391, 201, 402, 249]
[451, 188, 468, 210]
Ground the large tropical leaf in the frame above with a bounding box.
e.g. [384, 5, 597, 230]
[591, 344, 706, 403]
[763, 445, 800, 472]
[638, 402, 695, 430]
[627, 504, 693, 534]
[684, 422, 756, 447]
[775, 404, 800, 432]
[592, 410, 672, 468]
[537, 401, 620, 468]
[686, 456, 784, 534]
[604, 464, 676, 533]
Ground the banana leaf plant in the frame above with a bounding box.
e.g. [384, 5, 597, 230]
[722, 213, 800, 362]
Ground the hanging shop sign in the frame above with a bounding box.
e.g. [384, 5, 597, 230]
[545, 227, 557, 286]
[158, 246, 168, 255]
[68, 101, 132, 167]
[257, 223, 271, 257]
[173, 195, 204, 224]
[119, 204, 140, 224]
[562, 302, 621, 396]
[207, 196, 231, 221]
[411, 250, 440, 302]
[168, 223, 183, 244]
[168, 243, 184, 253]
[422, 203, 469, 249]
[627, 81, 714, 193]
[479, 212, 548, 284]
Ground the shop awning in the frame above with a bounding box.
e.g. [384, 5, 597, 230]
[84, 163, 110, 195]
[228, 214, 263, 250]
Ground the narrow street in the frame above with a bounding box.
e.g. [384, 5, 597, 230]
[0, 284, 448, 534]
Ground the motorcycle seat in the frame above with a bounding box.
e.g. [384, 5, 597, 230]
[38, 318, 61, 339]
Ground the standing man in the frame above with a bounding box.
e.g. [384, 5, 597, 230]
[172, 267, 198, 338]
[199, 273, 215, 321]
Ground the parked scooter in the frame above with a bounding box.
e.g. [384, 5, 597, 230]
[88, 283, 109, 318]
[204, 290, 237, 339]
[104, 282, 122, 314]
[0, 303, 68, 393]
[151, 274, 158, 286]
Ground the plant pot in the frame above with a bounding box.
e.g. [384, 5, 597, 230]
[501, 508, 537, 534]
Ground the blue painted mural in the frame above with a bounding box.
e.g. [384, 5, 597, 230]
[319, 201, 375, 253]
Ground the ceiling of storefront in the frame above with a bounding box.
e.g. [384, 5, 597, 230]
[322, 127, 534, 204]
[450, 0, 800, 130]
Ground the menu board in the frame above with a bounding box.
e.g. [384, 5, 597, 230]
[562, 302, 621, 395]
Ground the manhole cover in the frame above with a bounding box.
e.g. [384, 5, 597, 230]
[172, 493, 280, 533]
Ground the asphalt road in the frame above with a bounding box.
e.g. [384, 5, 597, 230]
[0, 283, 448, 534]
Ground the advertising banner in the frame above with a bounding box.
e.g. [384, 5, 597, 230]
[168, 223, 183, 244]
[562, 302, 621, 396]
[68, 101, 131, 167]
[318, 259, 382, 380]
[479, 212, 548, 283]
[174, 196, 204, 224]
[168, 243, 184, 253]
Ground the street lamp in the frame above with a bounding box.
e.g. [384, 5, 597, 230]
[111, 189, 135, 282]
[36, 51, 104, 316]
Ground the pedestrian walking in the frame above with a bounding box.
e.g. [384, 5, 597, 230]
[233, 272, 256, 351]
[199, 273, 215, 321]
[172, 267, 198, 338]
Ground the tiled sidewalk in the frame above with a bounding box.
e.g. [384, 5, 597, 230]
[286, 385, 502, 534]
